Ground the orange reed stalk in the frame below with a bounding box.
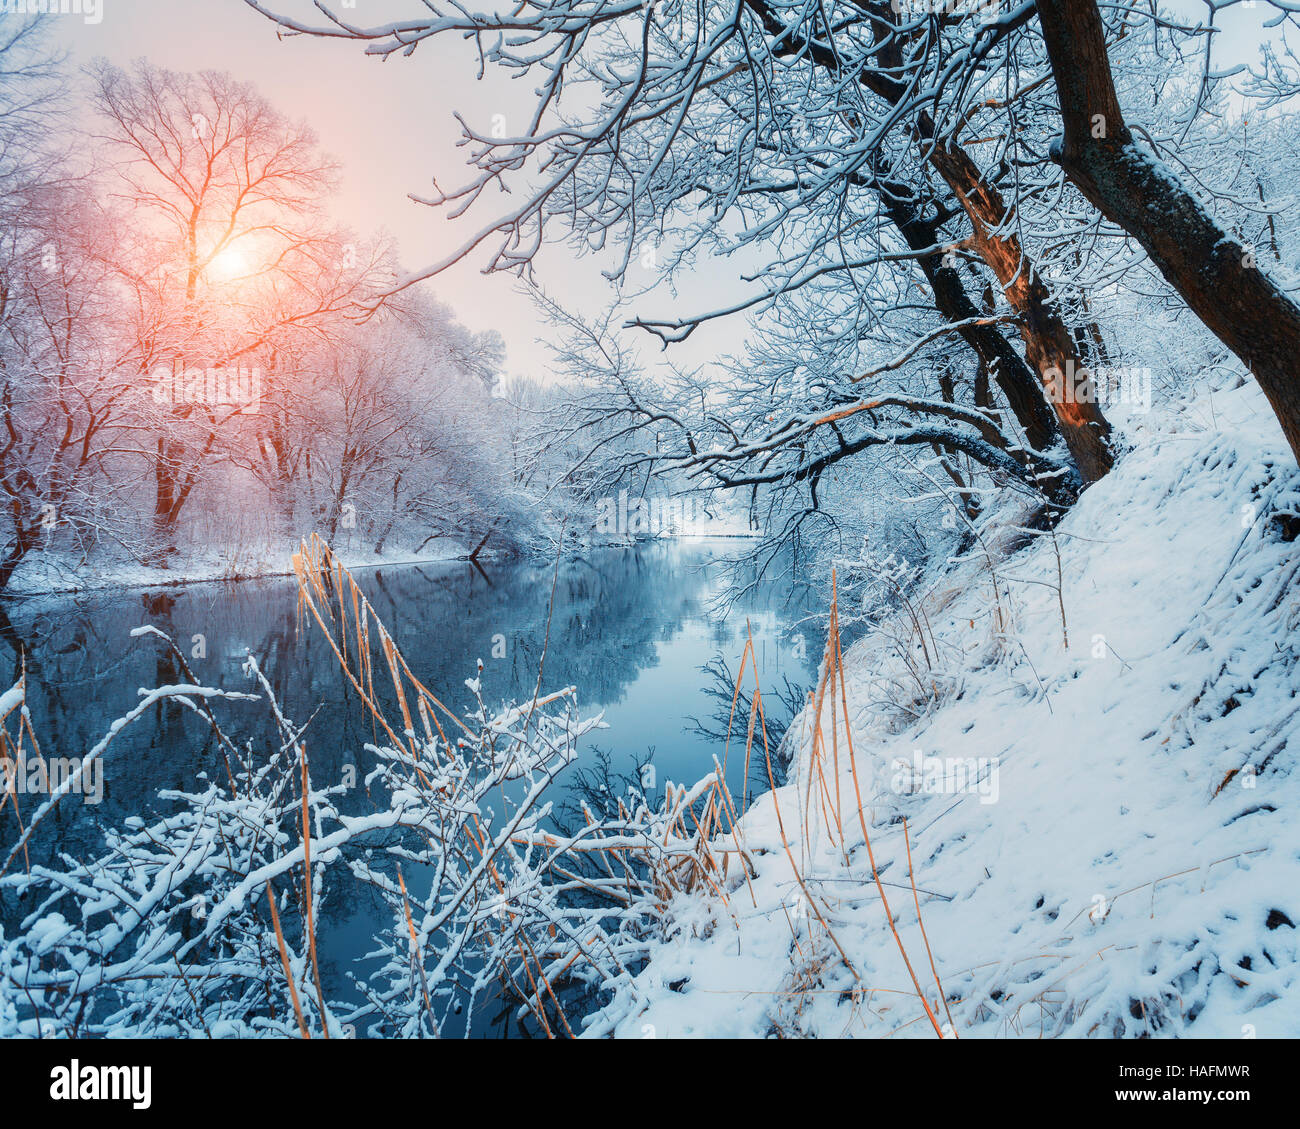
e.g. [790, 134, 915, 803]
[829, 569, 944, 1038]
[903, 816, 956, 1036]
[265, 881, 310, 1039]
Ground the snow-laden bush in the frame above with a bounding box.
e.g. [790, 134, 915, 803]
[0, 538, 741, 1037]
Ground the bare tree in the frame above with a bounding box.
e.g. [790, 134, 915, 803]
[0, 185, 141, 590]
[245, 0, 1124, 489]
[0, 23, 138, 591]
[89, 60, 378, 562]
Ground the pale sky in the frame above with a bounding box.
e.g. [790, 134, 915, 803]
[41, 0, 1285, 385]
[43, 0, 709, 383]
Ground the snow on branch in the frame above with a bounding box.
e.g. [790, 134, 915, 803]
[0, 539, 750, 1038]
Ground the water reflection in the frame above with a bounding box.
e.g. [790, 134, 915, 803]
[0, 539, 817, 1030]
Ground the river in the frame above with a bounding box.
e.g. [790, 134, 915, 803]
[0, 539, 820, 1034]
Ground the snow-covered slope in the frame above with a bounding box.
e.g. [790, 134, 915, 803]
[595, 382, 1300, 1038]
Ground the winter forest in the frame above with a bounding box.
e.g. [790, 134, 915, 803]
[0, 0, 1298, 1057]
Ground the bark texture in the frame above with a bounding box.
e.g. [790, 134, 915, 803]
[1037, 0, 1300, 465]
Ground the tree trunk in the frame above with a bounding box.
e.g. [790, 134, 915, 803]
[878, 182, 1062, 457]
[0, 530, 34, 592]
[151, 440, 179, 567]
[744, 0, 1115, 482]
[926, 140, 1115, 483]
[1036, 0, 1300, 464]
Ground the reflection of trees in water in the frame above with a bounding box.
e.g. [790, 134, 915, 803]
[686, 653, 808, 797]
[352, 547, 706, 709]
[0, 545, 734, 868]
[4, 544, 805, 801]
[555, 744, 656, 835]
[0, 543, 813, 1029]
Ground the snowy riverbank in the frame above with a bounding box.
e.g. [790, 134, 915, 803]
[593, 381, 1300, 1038]
[2, 527, 761, 600]
[1, 537, 477, 599]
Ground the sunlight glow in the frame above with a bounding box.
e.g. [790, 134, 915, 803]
[207, 245, 251, 282]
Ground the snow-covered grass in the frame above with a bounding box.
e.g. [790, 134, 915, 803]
[591, 381, 1300, 1038]
[3, 535, 476, 598]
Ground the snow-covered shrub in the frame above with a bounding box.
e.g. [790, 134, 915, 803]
[0, 538, 745, 1037]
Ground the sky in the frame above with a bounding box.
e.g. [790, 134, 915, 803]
[40, 0, 662, 383]
[38, 0, 1288, 386]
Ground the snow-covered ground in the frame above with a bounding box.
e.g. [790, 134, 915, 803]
[595, 382, 1300, 1038]
[3, 536, 477, 597]
[6, 524, 756, 598]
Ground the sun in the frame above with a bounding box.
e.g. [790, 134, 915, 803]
[207, 245, 251, 282]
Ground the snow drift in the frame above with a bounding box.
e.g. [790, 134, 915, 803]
[594, 381, 1300, 1038]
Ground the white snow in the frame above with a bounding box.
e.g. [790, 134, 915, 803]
[4, 537, 475, 598]
[593, 380, 1300, 1038]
